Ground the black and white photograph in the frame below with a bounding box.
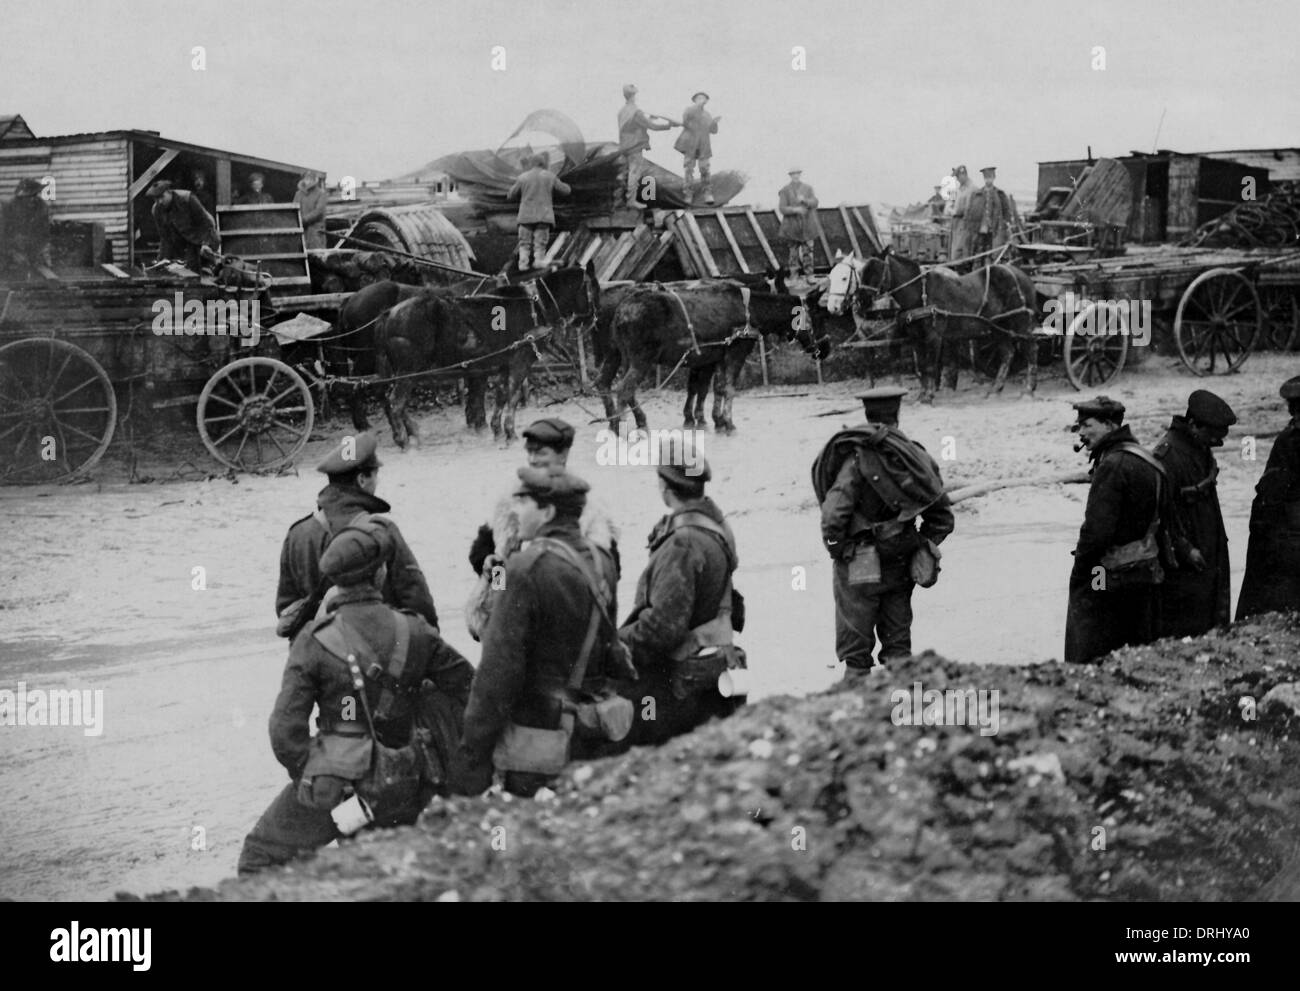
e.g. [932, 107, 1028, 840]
[0, 0, 1296, 953]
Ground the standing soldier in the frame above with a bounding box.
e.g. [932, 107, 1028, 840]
[146, 180, 219, 272]
[465, 417, 619, 641]
[0, 177, 53, 277]
[1154, 390, 1237, 637]
[619, 455, 745, 744]
[617, 84, 676, 209]
[674, 91, 720, 205]
[293, 170, 328, 250]
[276, 432, 437, 641]
[812, 387, 954, 675]
[948, 165, 977, 262]
[1064, 397, 1180, 664]
[506, 155, 571, 271]
[1236, 375, 1300, 620]
[448, 468, 631, 798]
[778, 168, 820, 283]
[239, 516, 474, 875]
[961, 166, 1017, 263]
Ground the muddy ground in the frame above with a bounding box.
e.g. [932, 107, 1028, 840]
[2, 350, 1299, 900]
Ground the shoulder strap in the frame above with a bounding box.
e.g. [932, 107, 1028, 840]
[1115, 443, 1165, 535]
[667, 511, 738, 570]
[318, 612, 413, 739]
[531, 537, 616, 689]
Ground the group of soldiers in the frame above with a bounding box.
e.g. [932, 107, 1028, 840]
[940, 163, 1019, 264]
[235, 372, 1300, 875]
[240, 419, 743, 873]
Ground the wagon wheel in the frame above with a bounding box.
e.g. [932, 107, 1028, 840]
[1260, 286, 1299, 352]
[197, 357, 314, 471]
[1175, 268, 1260, 376]
[0, 338, 117, 484]
[1063, 302, 1129, 390]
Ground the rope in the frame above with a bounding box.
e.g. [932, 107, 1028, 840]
[326, 327, 555, 389]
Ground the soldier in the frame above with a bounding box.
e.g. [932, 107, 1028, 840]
[618, 454, 746, 745]
[778, 168, 819, 283]
[813, 387, 954, 675]
[1064, 396, 1181, 664]
[465, 417, 619, 641]
[276, 431, 437, 641]
[1236, 375, 1300, 620]
[146, 180, 218, 272]
[1, 177, 53, 277]
[448, 468, 628, 798]
[961, 166, 1018, 263]
[293, 170, 328, 250]
[238, 516, 474, 875]
[1154, 389, 1237, 637]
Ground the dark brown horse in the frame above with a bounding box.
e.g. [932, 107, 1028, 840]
[601, 282, 830, 433]
[853, 248, 1041, 403]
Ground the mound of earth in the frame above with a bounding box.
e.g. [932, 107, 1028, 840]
[141, 614, 1300, 902]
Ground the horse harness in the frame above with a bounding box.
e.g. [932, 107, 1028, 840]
[873, 258, 1035, 337]
[661, 283, 759, 356]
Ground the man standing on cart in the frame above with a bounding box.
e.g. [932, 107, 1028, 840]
[146, 179, 219, 273]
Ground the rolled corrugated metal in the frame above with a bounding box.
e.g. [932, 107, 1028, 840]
[349, 204, 475, 269]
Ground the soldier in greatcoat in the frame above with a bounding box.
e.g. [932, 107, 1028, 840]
[813, 387, 954, 675]
[1236, 375, 1300, 620]
[239, 517, 474, 875]
[1153, 390, 1236, 637]
[276, 432, 436, 640]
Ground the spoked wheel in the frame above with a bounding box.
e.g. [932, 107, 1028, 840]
[0, 338, 117, 484]
[1064, 301, 1129, 390]
[1175, 268, 1260, 375]
[1260, 286, 1299, 352]
[198, 357, 314, 471]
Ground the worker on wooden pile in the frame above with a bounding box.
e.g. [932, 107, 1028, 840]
[778, 168, 819, 283]
[674, 91, 720, 205]
[294, 170, 328, 250]
[146, 179, 219, 272]
[0, 177, 53, 277]
[617, 83, 676, 209]
[507, 154, 571, 272]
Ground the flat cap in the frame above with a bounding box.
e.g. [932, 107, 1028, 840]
[320, 515, 391, 585]
[788, 167, 803, 175]
[658, 458, 711, 489]
[145, 180, 174, 198]
[1186, 389, 1237, 428]
[317, 431, 382, 475]
[858, 386, 907, 415]
[1281, 375, 1300, 400]
[522, 417, 575, 450]
[1072, 395, 1125, 422]
[514, 466, 590, 514]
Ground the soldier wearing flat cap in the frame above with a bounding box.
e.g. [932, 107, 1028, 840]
[674, 91, 720, 205]
[240, 514, 474, 875]
[1065, 396, 1184, 664]
[618, 442, 745, 744]
[450, 467, 629, 798]
[1, 177, 53, 277]
[465, 416, 619, 641]
[812, 387, 954, 675]
[1236, 375, 1300, 620]
[960, 167, 1018, 265]
[1153, 390, 1237, 637]
[146, 179, 218, 272]
[276, 431, 437, 642]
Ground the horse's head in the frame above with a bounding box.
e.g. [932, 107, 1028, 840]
[791, 286, 833, 361]
[824, 250, 866, 316]
[858, 250, 895, 305]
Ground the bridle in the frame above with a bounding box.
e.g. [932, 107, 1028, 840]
[824, 258, 862, 315]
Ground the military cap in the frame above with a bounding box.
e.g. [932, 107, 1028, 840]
[514, 466, 590, 514]
[858, 386, 907, 417]
[1281, 375, 1300, 400]
[980, 166, 997, 176]
[692, 91, 710, 101]
[316, 431, 382, 476]
[1185, 389, 1237, 429]
[14, 177, 43, 196]
[522, 417, 575, 450]
[1072, 395, 1125, 423]
[320, 515, 391, 585]
[788, 167, 803, 175]
[657, 456, 712, 490]
[145, 180, 174, 198]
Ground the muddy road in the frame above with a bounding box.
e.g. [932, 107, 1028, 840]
[2, 352, 1296, 899]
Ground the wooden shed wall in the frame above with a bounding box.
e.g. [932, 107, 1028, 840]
[0, 136, 130, 263]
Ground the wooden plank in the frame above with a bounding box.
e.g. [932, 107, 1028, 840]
[667, 213, 706, 277]
[578, 237, 603, 267]
[716, 210, 751, 274]
[599, 233, 637, 282]
[127, 148, 179, 200]
[99, 263, 130, 278]
[851, 207, 883, 253]
[839, 205, 862, 257]
[628, 229, 676, 281]
[541, 231, 569, 266]
[815, 215, 834, 268]
[746, 208, 780, 270]
[683, 212, 720, 277]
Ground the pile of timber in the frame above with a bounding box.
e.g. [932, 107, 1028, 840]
[1184, 180, 1300, 249]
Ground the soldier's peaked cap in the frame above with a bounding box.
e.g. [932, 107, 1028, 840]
[317, 431, 382, 475]
[320, 514, 391, 585]
[1186, 389, 1237, 428]
[858, 386, 907, 414]
[1073, 395, 1125, 422]
[514, 466, 589, 513]
[522, 417, 575, 449]
[1280, 375, 1300, 400]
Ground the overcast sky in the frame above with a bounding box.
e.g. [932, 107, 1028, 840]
[4, 0, 1296, 208]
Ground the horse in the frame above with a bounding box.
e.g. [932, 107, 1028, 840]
[357, 263, 598, 445]
[845, 248, 1041, 403]
[601, 281, 831, 434]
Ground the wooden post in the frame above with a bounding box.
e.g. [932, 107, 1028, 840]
[574, 322, 591, 388]
[815, 358, 823, 385]
[758, 335, 769, 386]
